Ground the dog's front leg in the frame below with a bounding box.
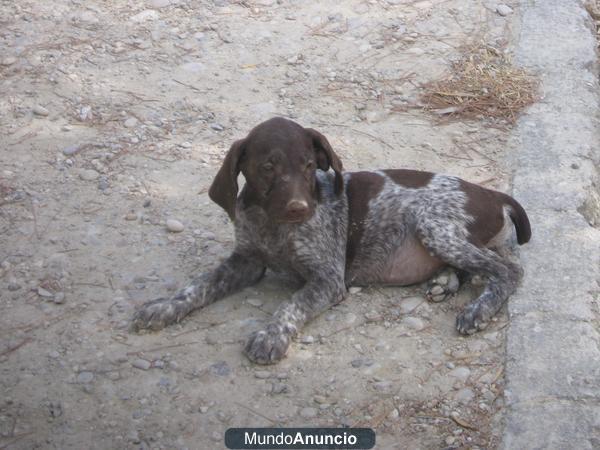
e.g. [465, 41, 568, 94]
[131, 252, 265, 332]
[244, 277, 346, 364]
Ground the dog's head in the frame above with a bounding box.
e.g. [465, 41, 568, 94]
[208, 117, 343, 223]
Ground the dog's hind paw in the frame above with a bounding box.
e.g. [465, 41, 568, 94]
[130, 297, 189, 332]
[244, 323, 291, 365]
[426, 268, 460, 303]
[456, 303, 490, 335]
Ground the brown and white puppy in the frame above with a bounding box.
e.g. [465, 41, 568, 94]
[131, 117, 531, 364]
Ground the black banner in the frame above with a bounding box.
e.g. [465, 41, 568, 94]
[224, 428, 376, 449]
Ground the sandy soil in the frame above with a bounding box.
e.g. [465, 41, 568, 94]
[1, 1, 518, 448]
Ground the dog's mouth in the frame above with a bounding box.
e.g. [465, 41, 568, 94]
[277, 211, 313, 224]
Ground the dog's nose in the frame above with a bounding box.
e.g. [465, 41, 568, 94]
[285, 199, 309, 217]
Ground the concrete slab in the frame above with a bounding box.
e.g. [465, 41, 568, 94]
[503, 0, 600, 448]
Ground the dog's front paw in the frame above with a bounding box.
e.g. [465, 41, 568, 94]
[456, 303, 490, 335]
[130, 297, 189, 332]
[244, 323, 291, 365]
[426, 269, 460, 302]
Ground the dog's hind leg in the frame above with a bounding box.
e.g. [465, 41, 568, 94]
[416, 222, 523, 334]
[131, 252, 265, 332]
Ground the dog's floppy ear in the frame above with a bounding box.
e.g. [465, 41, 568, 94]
[208, 139, 246, 220]
[304, 127, 344, 195]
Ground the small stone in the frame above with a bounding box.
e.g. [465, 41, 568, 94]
[7, 282, 21, 291]
[1, 56, 16, 66]
[496, 4, 513, 16]
[37, 287, 54, 298]
[63, 145, 81, 156]
[210, 123, 224, 131]
[373, 381, 392, 392]
[365, 311, 382, 322]
[166, 219, 184, 232]
[77, 371, 94, 383]
[247, 298, 263, 307]
[254, 370, 272, 379]
[403, 316, 426, 331]
[98, 177, 110, 191]
[313, 395, 327, 404]
[210, 361, 231, 377]
[124, 117, 138, 128]
[349, 286, 362, 294]
[448, 367, 471, 381]
[351, 359, 363, 368]
[398, 297, 423, 314]
[53, 292, 65, 304]
[455, 387, 475, 404]
[125, 212, 138, 221]
[300, 335, 315, 344]
[33, 105, 49, 116]
[429, 285, 444, 296]
[388, 408, 400, 419]
[78, 105, 93, 122]
[130, 9, 159, 22]
[445, 436, 456, 446]
[407, 47, 425, 55]
[132, 359, 152, 370]
[271, 383, 289, 394]
[151, 0, 171, 7]
[299, 407, 318, 419]
[79, 169, 99, 181]
[48, 350, 60, 359]
[570, 162, 580, 169]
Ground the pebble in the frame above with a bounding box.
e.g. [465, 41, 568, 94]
[402, 316, 426, 331]
[365, 311, 382, 322]
[125, 212, 138, 221]
[37, 287, 54, 298]
[398, 297, 423, 314]
[98, 177, 110, 191]
[448, 367, 471, 381]
[455, 387, 475, 404]
[7, 282, 21, 291]
[299, 407, 318, 419]
[132, 359, 152, 370]
[210, 361, 231, 377]
[79, 169, 99, 181]
[496, 4, 513, 16]
[300, 335, 315, 344]
[271, 383, 289, 394]
[254, 370, 271, 379]
[210, 123, 224, 131]
[53, 292, 65, 304]
[1, 56, 16, 66]
[79, 105, 93, 122]
[349, 286, 362, 294]
[166, 219, 184, 232]
[33, 105, 49, 116]
[77, 371, 94, 383]
[63, 145, 81, 156]
[313, 395, 328, 404]
[445, 436, 456, 446]
[247, 298, 263, 307]
[373, 381, 392, 392]
[130, 9, 159, 22]
[151, 0, 171, 7]
[124, 117, 138, 128]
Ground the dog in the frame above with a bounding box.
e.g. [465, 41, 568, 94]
[131, 117, 531, 364]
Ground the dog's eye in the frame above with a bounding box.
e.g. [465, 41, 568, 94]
[261, 163, 274, 172]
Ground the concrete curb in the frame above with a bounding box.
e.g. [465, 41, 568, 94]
[503, 1, 600, 449]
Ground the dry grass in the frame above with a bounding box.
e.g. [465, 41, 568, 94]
[421, 44, 539, 124]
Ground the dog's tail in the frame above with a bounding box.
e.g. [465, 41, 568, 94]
[502, 194, 531, 245]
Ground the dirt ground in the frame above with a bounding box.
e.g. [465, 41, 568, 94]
[1, 1, 520, 449]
